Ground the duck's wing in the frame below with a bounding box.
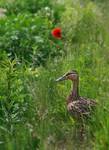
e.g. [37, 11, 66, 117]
[67, 98, 97, 119]
[79, 97, 97, 107]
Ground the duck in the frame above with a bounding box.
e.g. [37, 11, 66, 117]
[56, 70, 97, 122]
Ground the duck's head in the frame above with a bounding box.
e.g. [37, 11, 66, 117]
[56, 70, 78, 82]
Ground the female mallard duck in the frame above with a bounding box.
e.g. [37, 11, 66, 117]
[56, 70, 97, 121]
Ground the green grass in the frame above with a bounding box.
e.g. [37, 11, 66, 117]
[0, 0, 109, 149]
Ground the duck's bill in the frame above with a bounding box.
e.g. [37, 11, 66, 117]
[55, 75, 66, 82]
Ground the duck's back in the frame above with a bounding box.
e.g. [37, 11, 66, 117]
[67, 97, 96, 120]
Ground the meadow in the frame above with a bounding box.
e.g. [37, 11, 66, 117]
[0, 0, 109, 149]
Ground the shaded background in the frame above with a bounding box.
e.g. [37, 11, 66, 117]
[0, 0, 109, 149]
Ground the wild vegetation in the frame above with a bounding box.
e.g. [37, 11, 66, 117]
[0, 0, 109, 149]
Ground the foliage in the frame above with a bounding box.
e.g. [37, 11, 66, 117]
[0, 12, 64, 66]
[0, 0, 109, 149]
[0, 0, 52, 14]
[0, 57, 40, 149]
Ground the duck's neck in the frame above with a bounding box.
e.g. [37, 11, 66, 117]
[72, 79, 79, 100]
[67, 78, 79, 104]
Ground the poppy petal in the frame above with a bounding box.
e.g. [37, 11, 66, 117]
[51, 27, 62, 39]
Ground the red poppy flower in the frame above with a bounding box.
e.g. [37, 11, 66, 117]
[51, 27, 62, 39]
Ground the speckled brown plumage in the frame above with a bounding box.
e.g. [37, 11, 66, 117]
[56, 70, 97, 121]
[67, 97, 96, 121]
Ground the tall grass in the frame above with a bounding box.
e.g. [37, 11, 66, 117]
[0, 0, 109, 149]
